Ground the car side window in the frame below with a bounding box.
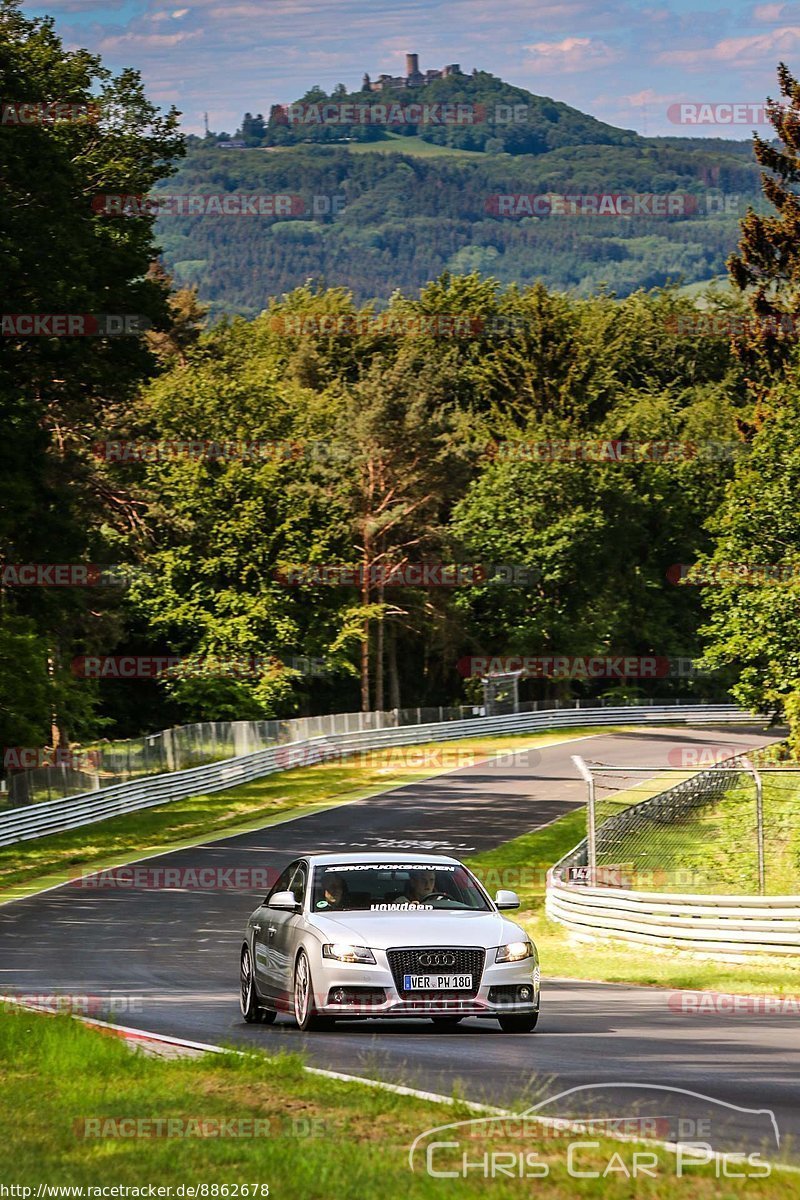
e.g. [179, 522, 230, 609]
[266, 862, 297, 904]
[288, 863, 308, 905]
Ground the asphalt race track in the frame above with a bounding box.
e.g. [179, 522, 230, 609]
[2, 724, 799, 1162]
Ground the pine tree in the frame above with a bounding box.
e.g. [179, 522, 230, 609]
[728, 63, 800, 394]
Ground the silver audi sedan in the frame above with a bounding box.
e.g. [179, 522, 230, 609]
[239, 852, 540, 1032]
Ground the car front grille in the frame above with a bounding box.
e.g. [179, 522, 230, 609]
[386, 946, 485, 998]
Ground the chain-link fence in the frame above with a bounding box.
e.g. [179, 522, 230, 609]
[566, 744, 800, 896]
[1, 694, 737, 813]
[1, 705, 488, 809]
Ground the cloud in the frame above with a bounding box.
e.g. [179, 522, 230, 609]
[99, 28, 202, 49]
[658, 25, 800, 67]
[150, 8, 190, 19]
[752, 1, 800, 21]
[27, 0, 127, 9]
[522, 36, 621, 73]
[621, 87, 684, 106]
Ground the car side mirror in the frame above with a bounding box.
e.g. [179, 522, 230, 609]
[495, 889, 520, 910]
[269, 889, 300, 911]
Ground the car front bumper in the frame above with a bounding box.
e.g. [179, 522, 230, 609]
[310, 951, 541, 1020]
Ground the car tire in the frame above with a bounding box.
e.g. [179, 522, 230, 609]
[498, 1011, 539, 1033]
[293, 949, 333, 1031]
[240, 944, 277, 1024]
[431, 1017, 464, 1028]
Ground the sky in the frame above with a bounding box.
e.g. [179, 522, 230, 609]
[21, 0, 800, 137]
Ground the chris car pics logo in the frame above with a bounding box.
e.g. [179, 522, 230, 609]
[408, 1083, 778, 1180]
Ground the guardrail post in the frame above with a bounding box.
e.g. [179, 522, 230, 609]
[572, 755, 596, 881]
[741, 757, 765, 896]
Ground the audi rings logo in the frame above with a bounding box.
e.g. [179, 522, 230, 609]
[418, 952, 456, 968]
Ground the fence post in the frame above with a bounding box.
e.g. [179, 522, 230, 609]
[572, 755, 596, 881]
[232, 721, 251, 757]
[742, 757, 765, 896]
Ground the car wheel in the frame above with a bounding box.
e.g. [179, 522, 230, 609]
[498, 1011, 539, 1033]
[431, 1017, 463, 1028]
[240, 945, 276, 1024]
[293, 949, 333, 1031]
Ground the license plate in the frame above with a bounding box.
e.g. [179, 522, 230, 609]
[403, 973, 472, 990]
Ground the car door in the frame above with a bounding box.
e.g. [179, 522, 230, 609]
[252, 863, 294, 1001]
[270, 861, 308, 1003]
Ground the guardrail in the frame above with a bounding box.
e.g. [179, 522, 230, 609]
[0, 702, 761, 847]
[545, 745, 800, 956]
[545, 877, 800, 955]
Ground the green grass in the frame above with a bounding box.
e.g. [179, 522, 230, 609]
[0, 727, 610, 905]
[0, 1007, 794, 1193]
[346, 132, 486, 158]
[464, 810, 800, 995]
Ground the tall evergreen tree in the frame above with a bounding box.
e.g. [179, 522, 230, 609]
[728, 63, 800, 398]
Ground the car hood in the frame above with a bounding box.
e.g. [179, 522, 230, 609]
[307, 909, 527, 950]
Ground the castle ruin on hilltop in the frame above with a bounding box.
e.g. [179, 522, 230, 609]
[362, 54, 463, 93]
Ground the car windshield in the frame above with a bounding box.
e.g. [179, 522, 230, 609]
[311, 862, 491, 912]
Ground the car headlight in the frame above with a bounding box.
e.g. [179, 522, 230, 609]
[322, 943, 376, 963]
[495, 940, 534, 964]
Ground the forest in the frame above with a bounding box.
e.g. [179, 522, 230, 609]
[4, 0, 800, 751]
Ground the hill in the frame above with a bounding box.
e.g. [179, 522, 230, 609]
[155, 74, 763, 317]
[257, 70, 643, 156]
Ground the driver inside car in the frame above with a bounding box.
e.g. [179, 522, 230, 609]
[322, 873, 346, 908]
[403, 869, 437, 904]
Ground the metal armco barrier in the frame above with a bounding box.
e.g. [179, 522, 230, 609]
[0, 702, 760, 847]
[545, 877, 800, 955]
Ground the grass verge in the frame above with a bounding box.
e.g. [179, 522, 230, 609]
[464, 810, 800, 995]
[0, 727, 610, 905]
[0, 1007, 792, 1194]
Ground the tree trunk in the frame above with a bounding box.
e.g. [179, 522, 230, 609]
[374, 577, 385, 713]
[387, 622, 401, 711]
[361, 531, 371, 712]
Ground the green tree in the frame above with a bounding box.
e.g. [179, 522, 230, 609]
[727, 63, 800, 394]
[0, 0, 182, 745]
[697, 376, 800, 718]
